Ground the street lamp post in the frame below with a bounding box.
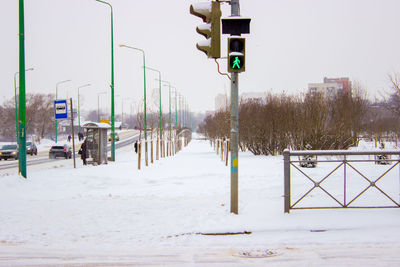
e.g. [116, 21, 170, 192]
[77, 83, 91, 134]
[115, 94, 121, 127]
[95, 0, 115, 161]
[175, 88, 178, 130]
[55, 79, 71, 143]
[18, 0, 27, 178]
[119, 44, 147, 140]
[121, 98, 124, 128]
[179, 93, 183, 128]
[14, 68, 33, 145]
[160, 81, 172, 156]
[145, 67, 162, 158]
[119, 44, 149, 166]
[120, 97, 132, 130]
[98, 92, 107, 122]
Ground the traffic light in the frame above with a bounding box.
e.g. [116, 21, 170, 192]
[190, 1, 221, 59]
[228, 37, 245, 73]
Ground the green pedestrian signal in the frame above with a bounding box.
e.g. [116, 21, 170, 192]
[228, 37, 245, 73]
[229, 55, 245, 71]
[231, 56, 242, 69]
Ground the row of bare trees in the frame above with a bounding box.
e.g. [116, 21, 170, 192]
[199, 90, 368, 155]
[0, 91, 200, 142]
[0, 93, 55, 141]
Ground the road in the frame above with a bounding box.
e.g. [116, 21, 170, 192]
[0, 130, 140, 171]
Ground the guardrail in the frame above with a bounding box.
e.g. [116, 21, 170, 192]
[283, 149, 400, 213]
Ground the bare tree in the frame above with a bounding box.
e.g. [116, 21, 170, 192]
[0, 93, 56, 140]
[201, 89, 368, 156]
[386, 73, 400, 116]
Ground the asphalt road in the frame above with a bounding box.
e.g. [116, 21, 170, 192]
[0, 130, 140, 171]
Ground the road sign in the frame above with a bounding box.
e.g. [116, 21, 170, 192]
[54, 99, 68, 120]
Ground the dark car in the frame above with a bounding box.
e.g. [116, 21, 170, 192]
[0, 144, 19, 160]
[49, 144, 72, 159]
[26, 141, 38, 156]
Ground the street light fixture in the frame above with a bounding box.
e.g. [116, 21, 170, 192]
[55, 79, 71, 143]
[77, 83, 91, 133]
[95, 0, 116, 161]
[14, 67, 34, 145]
[98, 91, 107, 122]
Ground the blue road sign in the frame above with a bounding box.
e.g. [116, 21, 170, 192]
[54, 100, 68, 120]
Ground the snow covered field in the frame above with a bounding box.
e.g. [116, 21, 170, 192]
[0, 137, 400, 266]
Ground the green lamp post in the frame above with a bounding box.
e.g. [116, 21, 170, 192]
[95, 0, 115, 161]
[18, 0, 27, 178]
[160, 81, 173, 155]
[145, 67, 162, 142]
[119, 44, 147, 141]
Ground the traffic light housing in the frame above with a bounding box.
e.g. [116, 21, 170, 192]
[190, 1, 221, 58]
[228, 37, 245, 73]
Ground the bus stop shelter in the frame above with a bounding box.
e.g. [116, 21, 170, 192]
[82, 122, 110, 165]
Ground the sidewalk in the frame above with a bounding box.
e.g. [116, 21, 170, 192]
[0, 138, 400, 266]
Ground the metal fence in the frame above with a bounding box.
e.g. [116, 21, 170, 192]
[283, 149, 400, 213]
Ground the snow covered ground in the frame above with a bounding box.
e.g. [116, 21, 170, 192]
[0, 136, 400, 266]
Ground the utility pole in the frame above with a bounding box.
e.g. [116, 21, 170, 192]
[230, 0, 240, 214]
[95, 0, 115, 162]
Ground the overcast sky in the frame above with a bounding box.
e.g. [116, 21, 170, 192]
[1, 0, 400, 115]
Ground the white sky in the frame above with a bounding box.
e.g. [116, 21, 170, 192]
[1, 0, 400, 114]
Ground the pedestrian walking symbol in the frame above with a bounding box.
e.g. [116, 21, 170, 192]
[232, 56, 241, 69]
[228, 53, 245, 73]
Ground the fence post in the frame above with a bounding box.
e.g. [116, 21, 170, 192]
[156, 138, 159, 160]
[151, 139, 154, 164]
[221, 140, 224, 162]
[283, 149, 291, 213]
[145, 141, 148, 166]
[226, 140, 230, 166]
[138, 141, 142, 170]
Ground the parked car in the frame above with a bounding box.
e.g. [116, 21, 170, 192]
[49, 144, 72, 159]
[108, 132, 120, 142]
[26, 141, 38, 156]
[0, 144, 19, 160]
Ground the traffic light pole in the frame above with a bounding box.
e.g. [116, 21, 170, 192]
[230, 0, 240, 214]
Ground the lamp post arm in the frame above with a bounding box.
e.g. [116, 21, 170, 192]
[95, 0, 112, 9]
[56, 79, 71, 99]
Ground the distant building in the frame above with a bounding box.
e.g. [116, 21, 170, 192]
[308, 77, 352, 98]
[324, 77, 352, 95]
[215, 93, 230, 111]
